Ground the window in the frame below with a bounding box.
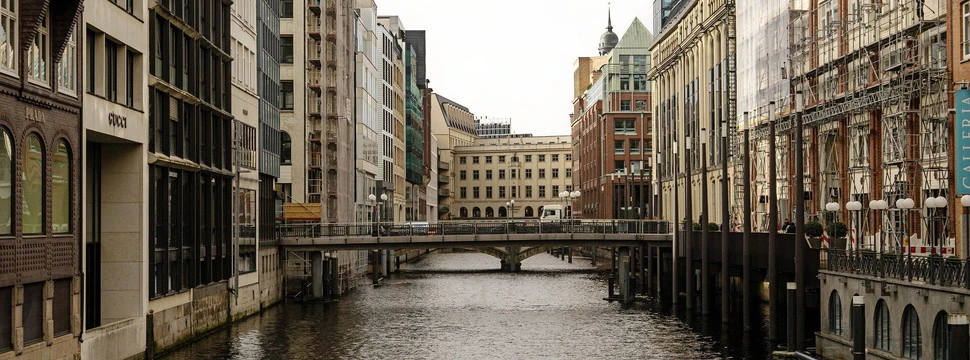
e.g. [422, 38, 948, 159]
[472, 207, 481, 217]
[105, 41, 118, 101]
[486, 186, 492, 198]
[511, 156, 519, 162]
[538, 155, 545, 162]
[511, 186, 517, 198]
[459, 170, 466, 180]
[485, 170, 492, 180]
[126, 50, 136, 106]
[902, 305, 921, 359]
[0, 130, 10, 235]
[934, 311, 949, 360]
[552, 169, 559, 178]
[485, 156, 492, 164]
[619, 74, 629, 90]
[615, 140, 625, 153]
[459, 207, 468, 217]
[633, 75, 646, 90]
[511, 169, 517, 179]
[499, 155, 506, 163]
[630, 139, 640, 154]
[538, 185, 546, 198]
[86, 30, 95, 93]
[459, 156, 467, 164]
[875, 300, 891, 351]
[58, 30, 77, 93]
[525, 186, 532, 198]
[498, 186, 506, 198]
[828, 291, 842, 336]
[498, 169, 505, 179]
[565, 154, 572, 161]
[538, 169, 546, 179]
[280, 131, 291, 165]
[28, 14, 48, 83]
[281, 81, 294, 110]
[281, 36, 293, 63]
[0, 0, 16, 73]
[23, 134, 43, 235]
[621, 100, 631, 111]
[566, 168, 572, 178]
[525, 169, 532, 179]
[472, 170, 479, 180]
[281, 0, 293, 18]
[552, 185, 559, 196]
[460, 187, 467, 199]
[525, 155, 532, 162]
[52, 141, 70, 234]
[552, 154, 559, 162]
[962, 2, 970, 60]
[614, 160, 625, 173]
[473, 186, 479, 199]
[473, 156, 480, 164]
[615, 119, 636, 134]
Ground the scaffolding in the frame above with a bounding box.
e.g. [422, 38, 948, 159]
[782, 0, 949, 251]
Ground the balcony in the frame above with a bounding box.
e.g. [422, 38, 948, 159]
[438, 189, 451, 198]
[326, 70, 337, 93]
[326, 0, 336, 14]
[308, 130, 322, 143]
[308, 152, 322, 168]
[438, 160, 450, 171]
[308, 70, 322, 91]
[308, 0, 321, 14]
[308, 19, 321, 39]
[438, 174, 450, 184]
[327, 154, 337, 167]
[308, 98, 322, 118]
[308, 179, 323, 195]
[308, 41, 322, 65]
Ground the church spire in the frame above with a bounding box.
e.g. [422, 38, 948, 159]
[607, 1, 613, 31]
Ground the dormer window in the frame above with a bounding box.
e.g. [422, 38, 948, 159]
[27, 13, 48, 84]
[0, 0, 16, 74]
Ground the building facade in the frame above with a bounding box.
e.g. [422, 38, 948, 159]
[257, 0, 284, 309]
[573, 16, 654, 220]
[429, 93, 477, 220]
[377, 16, 408, 223]
[405, 30, 429, 221]
[474, 116, 512, 138]
[0, 1, 84, 358]
[451, 136, 573, 219]
[354, 0, 380, 224]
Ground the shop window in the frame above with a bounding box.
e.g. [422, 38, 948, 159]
[52, 141, 70, 234]
[22, 134, 43, 235]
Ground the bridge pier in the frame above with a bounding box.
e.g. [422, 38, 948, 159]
[618, 247, 632, 303]
[311, 251, 325, 299]
[501, 247, 522, 272]
[567, 247, 572, 263]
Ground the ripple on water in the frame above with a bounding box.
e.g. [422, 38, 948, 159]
[162, 252, 765, 360]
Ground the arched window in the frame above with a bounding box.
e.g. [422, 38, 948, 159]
[829, 290, 843, 336]
[459, 207, 468, 218]
[0, 129, 11, 235]
[875, 299, 891, 351]
[472, 207, 481, 218]
[933, 311, 948, 360]
[52, 141, 70, 233]
[485, 207, 494, 218]
[498, 206, 507, 218]
[902, 305, 922, 359]
[280, 131, 291, 165]
[23, 134, 44, 234]
[524, 206, 534, 217]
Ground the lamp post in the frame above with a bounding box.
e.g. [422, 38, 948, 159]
[896, 197, 915, 280]
[961, 195, 970, 288]
[508, 199, 515, 220]
[368, 193, 388, 235]
[869, 199, 889, 257]
[505, 201, 512, 220]
[825, 202, 841, 249]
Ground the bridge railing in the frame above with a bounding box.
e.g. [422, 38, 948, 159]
[277, 219, 670, 238]
[825, 249, 970, 289]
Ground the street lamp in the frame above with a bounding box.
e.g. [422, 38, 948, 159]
[896, 197, 915, 280]
[368, 193, 388, 235]
[869, 199, 889, 254]
[507, 199, 515, 220]
[570, 190, 581, 221]
[846, 201, 863, 256]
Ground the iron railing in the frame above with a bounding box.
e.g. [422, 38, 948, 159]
[278, 219, 670, 239]
[826, 249, 970, 289]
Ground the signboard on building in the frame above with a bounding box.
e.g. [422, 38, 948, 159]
[956, 89, 970, 195]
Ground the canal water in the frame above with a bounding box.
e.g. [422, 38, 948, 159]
[162, 252, 771, 359]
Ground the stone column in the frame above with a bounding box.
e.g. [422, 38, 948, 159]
[311, 252, 324, 299]
[851, 295, 865, 360]
[619, 247, 632, 303]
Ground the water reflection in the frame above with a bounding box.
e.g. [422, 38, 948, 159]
[163, 251, 769, 359]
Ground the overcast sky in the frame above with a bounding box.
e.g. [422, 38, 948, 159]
[376, 0, 654, 136]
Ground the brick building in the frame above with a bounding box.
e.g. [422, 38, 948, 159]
[0, 1, 85, 358]
[571, 13, 654, 220]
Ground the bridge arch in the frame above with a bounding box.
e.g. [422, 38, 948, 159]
[515, 246, 553, 263]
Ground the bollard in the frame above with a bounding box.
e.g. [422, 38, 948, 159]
[568, 247, 573, 263]
[851, 295, 865, 360]
[786, 282, 797, 350]
[950, 314, 969, 360]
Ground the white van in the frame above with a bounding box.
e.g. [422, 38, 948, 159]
[540, 205, 564, 221]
